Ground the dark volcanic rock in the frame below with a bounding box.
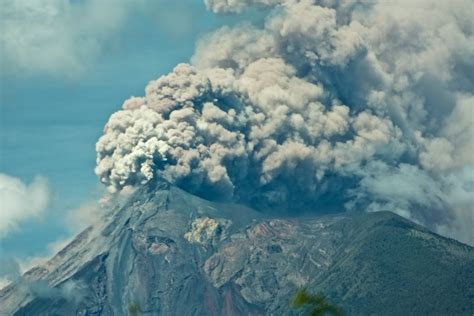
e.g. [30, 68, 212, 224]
[1, 180, 473, 315]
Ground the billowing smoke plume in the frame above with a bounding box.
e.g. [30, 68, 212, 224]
[96, 0, 474, 244]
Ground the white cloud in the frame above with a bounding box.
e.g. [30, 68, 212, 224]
[0, 174, 50, 238]
[0, 0, 142, 76]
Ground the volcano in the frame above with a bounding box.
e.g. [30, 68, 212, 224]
[1, 179, 473, 315]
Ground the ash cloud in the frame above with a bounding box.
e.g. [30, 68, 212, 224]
[96, 0, 474, 244]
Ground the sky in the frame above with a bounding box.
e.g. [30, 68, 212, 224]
[0, 0, 265, 262]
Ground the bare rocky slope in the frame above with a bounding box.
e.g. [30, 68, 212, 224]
[1, 179, 473, 315]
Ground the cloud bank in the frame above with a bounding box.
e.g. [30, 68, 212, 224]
[95, 0, 474, 244]
[0, 0, 142, 76]
[0, 174, 50, 238]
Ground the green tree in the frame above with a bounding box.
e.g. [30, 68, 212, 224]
[127, 302, 141, 316]
[292, 288, 343, 316]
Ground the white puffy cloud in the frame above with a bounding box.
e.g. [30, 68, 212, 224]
[0, 0, 143, 76]
[0, 174, 50, 238]
[95, 0, 474, 243]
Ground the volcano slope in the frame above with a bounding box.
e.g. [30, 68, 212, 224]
[1, 180, 473, 315]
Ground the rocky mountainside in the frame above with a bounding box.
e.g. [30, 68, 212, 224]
[1, 180, 473, 315]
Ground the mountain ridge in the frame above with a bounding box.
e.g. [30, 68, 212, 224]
[1, 180, 473, 315]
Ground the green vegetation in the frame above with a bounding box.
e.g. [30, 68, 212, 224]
[127, 302, 141, 316]
[292, 288, 343, 316]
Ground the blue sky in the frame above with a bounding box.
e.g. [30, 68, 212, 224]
[0, 0, 264, 260]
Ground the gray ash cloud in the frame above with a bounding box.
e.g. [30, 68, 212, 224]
[95, 0, 474, 244]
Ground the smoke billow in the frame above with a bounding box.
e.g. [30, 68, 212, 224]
[96, 0, 474, 244]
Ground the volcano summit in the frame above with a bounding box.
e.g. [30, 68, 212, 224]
[1, 180, 473, 315]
